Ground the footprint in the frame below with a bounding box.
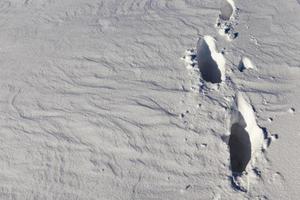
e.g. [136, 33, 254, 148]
[216, 0, 239, 40]
[220, 0, 235, 20]
[229, 93, 264, 172]
[196, 36, 226, 84]
[228, 93, 265, 191]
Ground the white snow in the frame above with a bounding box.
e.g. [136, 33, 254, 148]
[239, 57, 256, 71]
[0, 0, 300, 199]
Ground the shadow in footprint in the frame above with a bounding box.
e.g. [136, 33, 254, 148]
[229, 123, 251, 174]
[220, 0, 234, 20]
[197, 38, 222, 83]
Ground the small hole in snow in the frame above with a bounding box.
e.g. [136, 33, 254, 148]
[185, 185, 191, 190]
[289, 108, 295, 113]
[272, 134, 279, 140]
[253, 168, 262, 177]
[268, 117, 273, 122]
[233, 32, 239, 38]
[224, 28, 230, 33]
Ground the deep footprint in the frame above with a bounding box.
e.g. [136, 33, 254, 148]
[216, 0, 239, 40]
[228, 93, 265, 192]
[197, 36, 225, 83]
[229, 93, 264, 174]
[220, 0, 235, 20]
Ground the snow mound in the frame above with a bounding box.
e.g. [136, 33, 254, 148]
[196, 36, 226, 83]
[238, 57, 256, 72]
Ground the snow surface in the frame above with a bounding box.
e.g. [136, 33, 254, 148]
[0, 0, 300, 199]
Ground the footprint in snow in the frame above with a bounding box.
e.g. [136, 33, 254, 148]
[216, 0, 239, 41]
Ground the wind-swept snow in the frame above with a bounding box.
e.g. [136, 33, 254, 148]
[0, 0, 300, 199]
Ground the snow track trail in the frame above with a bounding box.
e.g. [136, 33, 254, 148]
[0, 0, 300, 199]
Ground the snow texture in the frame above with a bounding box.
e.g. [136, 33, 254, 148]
[0, 0, 300, 199]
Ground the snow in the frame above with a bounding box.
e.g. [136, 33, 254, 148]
[220, 0, 236, 21]
[197, 35, 226, 83]
[0, 0, 300, 199]
[238, 57, 256, 72]
[231, 93, 264, 157]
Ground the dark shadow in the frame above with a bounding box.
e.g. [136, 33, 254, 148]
[197, 39, 222, 83]
[238, 59, 245, 72]
[229, 123, 251, 173]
